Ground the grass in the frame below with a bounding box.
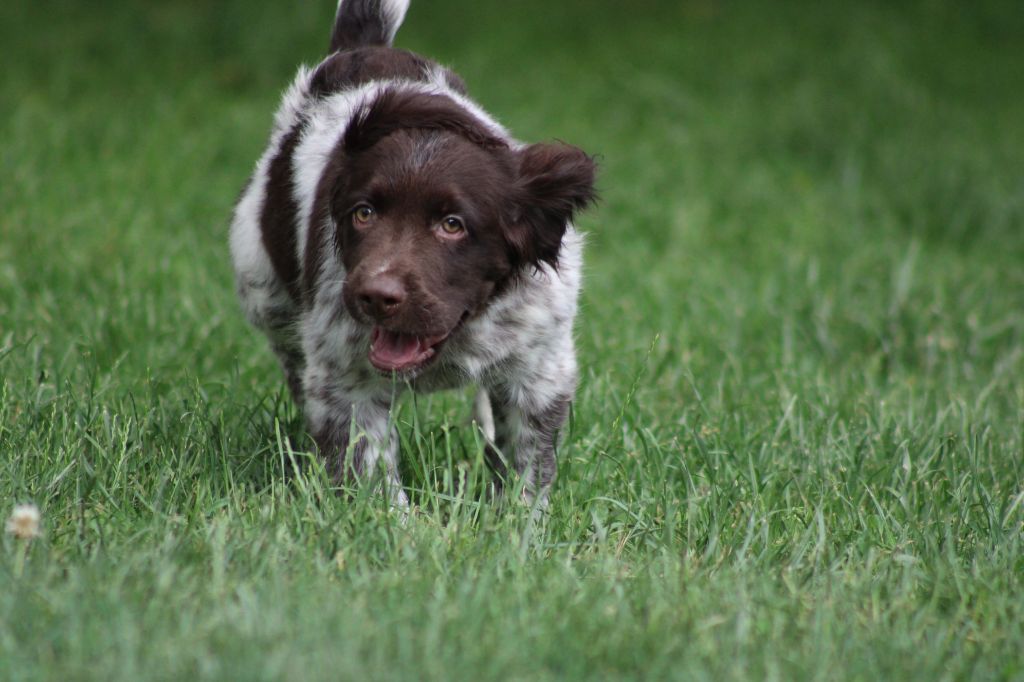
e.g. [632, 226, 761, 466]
[2, 0, 1023, 679]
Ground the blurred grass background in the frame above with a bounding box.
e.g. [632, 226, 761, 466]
[1, 0, 1023, 679]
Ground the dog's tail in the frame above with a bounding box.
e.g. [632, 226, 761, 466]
[329, 0, 411, 53]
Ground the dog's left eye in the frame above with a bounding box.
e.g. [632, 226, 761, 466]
[439, 216, 465, 235]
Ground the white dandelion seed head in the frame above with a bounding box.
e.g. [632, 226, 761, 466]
[6, 503, 42, 540]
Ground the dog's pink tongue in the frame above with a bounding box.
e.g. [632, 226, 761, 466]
[369, 327, 431, 371]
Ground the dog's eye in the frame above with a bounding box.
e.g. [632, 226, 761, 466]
[439, 216, 465, 236]
[352, 205, 375, 226]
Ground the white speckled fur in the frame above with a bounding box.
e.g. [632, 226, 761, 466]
[230, 69, 311, 330]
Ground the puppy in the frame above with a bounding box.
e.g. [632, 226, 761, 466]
[230, 0, 597, 505]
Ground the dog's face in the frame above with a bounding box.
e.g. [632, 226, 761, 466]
[336, 129, 515, 371]
[318, 89, 596, 373]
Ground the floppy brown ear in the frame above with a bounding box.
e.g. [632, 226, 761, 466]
[505, 142, 597, 269]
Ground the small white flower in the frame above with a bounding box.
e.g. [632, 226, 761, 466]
[5, 503, 42, 540]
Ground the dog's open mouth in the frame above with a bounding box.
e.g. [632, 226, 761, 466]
[369, 327, 450, 373]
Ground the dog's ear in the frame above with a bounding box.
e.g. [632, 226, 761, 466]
[505, 142, 597, 269]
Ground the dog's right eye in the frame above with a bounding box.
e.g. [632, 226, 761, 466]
[352, 205, 375, 226]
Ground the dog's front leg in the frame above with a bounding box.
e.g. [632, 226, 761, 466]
[487, 377, 574, 506]
[303, 370, 407, 506]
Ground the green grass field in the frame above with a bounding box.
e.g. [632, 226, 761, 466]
[2, 0, 1023, 679]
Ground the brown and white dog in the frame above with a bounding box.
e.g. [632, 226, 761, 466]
[230, 0, 597, 506]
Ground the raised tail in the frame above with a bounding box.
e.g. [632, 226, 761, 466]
[329, 0, 411, 53]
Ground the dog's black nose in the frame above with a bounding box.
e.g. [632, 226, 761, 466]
[356, 275, 406, 319]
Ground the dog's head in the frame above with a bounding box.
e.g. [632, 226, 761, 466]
[313, 89, 597, 373]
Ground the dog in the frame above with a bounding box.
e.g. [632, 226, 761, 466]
[230, 0, 597, 506]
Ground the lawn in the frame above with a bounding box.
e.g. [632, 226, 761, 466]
[2, 0, 1023, 679]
